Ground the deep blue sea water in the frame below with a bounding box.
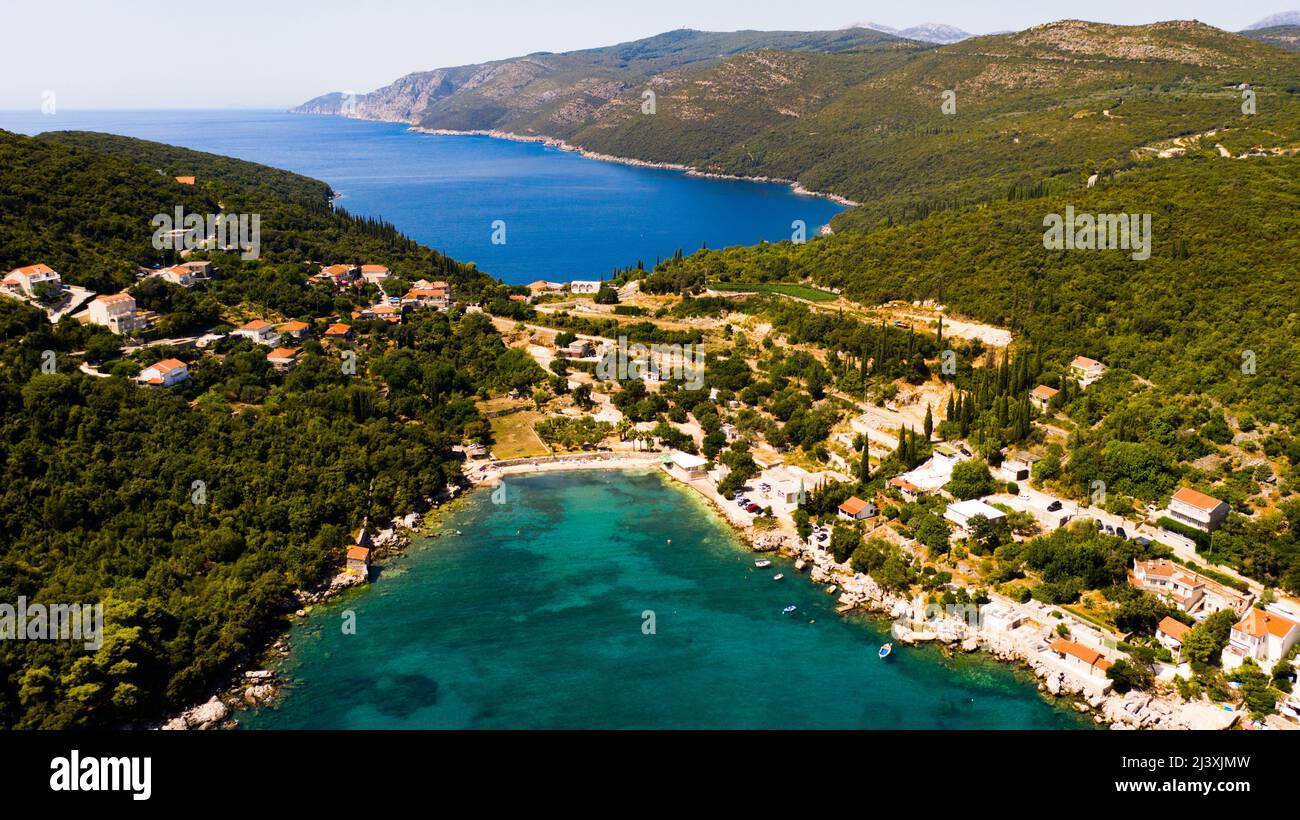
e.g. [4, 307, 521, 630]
[237, 472, 1089, 729]
[0, 109, 845, 283]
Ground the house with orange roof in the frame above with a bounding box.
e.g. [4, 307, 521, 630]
[1029, 384, 1059, 413]
[1069, 355, 1107, 387]
[313, 264, 358, 288]
[346, 545, 371, 578]
[323, 322, 352, 341]
[277, 320, 311, 340]
[1156, 616, 1191, 654]
[1131, 558, 1252, 616]
[837, 495, 876, 521]
[2, 263, 61, 298]
[87, 292, 143, 334]
[404, 280, 451, 309]
[232, 319, 280, 346]
[174, 175, 195, 185]
[1165, 487, 1230, 532]
[359, 264, 390, 284]
[137, 358, 189, 387]
[888, 475, 925, 501]
[1047, 638, 1113, 680]
[151, 264, 200, 287]
[266, 347, 301, 372]
[1223, 608, 1300, 669]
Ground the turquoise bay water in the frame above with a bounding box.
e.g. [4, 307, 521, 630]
[239, 472, 1088, 729]
[0, 109, 845, 283]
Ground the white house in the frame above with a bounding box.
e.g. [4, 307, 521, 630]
[1223, 609, 1300, 669]
[999, 451, 1042, 482]
[1069, 356, 1107, 387]
[266, 347, 301, 372]
[1130, 559, 1252, 617]
[2, 263, 61, 297]
[669, 452, 708, 480]
[837, 496, 876, 520]
[232, 319, 281, 346]
[1156, 616, 1191, 654]
[1166, 487, 1230, 533]
[979, 602, 1027, 634]
[720, 423, 739, 442]
[1029, 384, 1059, 413]
[153, 264, 198, 287]
[360, 264, 390, 284]
[944, 499, 1006, 531]
[87, 293, 143, 334]
[570, 280, 601, 295]
[1048, 638, 1113, 679]
[137, 358, 189, 387]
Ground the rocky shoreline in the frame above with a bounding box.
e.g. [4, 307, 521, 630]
[158, 489, 465, 729]
[162, 463, 1231, 731]
[732, 525, 1237, 730]
[408, 126, 861, 207]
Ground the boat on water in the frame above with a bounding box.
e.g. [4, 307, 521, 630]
[878, 643, 893, 659]
[783, 605, 797, 614]
[754, 559, 772, 568]
[772, 573, 784, 581]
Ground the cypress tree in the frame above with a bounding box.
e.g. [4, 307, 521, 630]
[924, 404, 933, 441]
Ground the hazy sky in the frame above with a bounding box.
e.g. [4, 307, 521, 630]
[3, 0, 1293, 109]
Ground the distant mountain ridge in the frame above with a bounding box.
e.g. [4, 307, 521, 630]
[1243, 23, 1300, 50]
[294, 27, 908, 124]
[296, 19, 1300, 231]
[845, 21, 973, 44]
[1244, 10, 1300, 29]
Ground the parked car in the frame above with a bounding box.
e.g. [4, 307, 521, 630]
[745, 503, 763, 514]
[1134, 536, 1152, 547]
[1104, 525, 1115, 535]
[1116, 526, 1127, 539]
[1046, 500, 1062, 512]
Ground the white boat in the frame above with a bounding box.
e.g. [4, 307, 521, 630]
[783, 605, 797, 614]
[754, 559, 772, 568]
[772, 573, 784, 581]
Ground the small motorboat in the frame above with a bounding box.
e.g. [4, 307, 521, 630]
[878, 643, 893, 659]
[772, 573, 784, 581]
[754, 559, 772, 568]
[783, 605, 797, 614]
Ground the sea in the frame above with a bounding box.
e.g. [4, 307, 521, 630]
[236, 472, 1090, 729]
[0, 108, 845, 283]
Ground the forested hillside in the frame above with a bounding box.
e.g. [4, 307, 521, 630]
[0, 130, 542, 728]
[298, 20, 1300, 231]
[653, 156, 1300, 424]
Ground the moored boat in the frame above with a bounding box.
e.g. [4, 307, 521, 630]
[878, 643, 893, 659]
[754, 559, 772, 568]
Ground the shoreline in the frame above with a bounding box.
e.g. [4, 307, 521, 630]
[649, 460, 1237, 731]
[403, 125, 861, 208]
[175, 453, 1233, 730]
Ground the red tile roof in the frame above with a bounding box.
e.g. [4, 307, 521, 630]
[1049, 638, 1112, 671]
[1157, 616, 1190, 641]
[1234, 609, 1300, 640]
[839, 496, 871, 516]
[1171, 487, 1227, 512]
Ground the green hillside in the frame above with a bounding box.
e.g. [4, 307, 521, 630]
[0, 130, 542, 728]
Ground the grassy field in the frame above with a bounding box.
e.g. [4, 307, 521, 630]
[707, 281, 838, 302]
[486, 409, 551, 459]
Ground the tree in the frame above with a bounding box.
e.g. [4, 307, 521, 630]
[923, 404, 933, 441]
[1107, 658, 1154, 693]
[1179, 609, 1238, 668]
[829, 524, 863, 563]
[946, 459, 997, 500]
